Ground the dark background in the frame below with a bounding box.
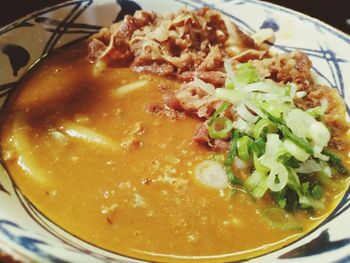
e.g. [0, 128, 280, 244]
[0, 0, 349, 34]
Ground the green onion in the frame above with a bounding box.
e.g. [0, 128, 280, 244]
[283, 139, 310, 162]
[278, 124, 314, 155]
[299, 195, 325, 210]
[260, 104, 284, 124]
[208, 117, 233, 139]
[272, 190, 287, 209]
[278, 153, 300, 168]
[284, 109, 330, 159]
[266, 162, 289, 192]
[208, 102, 230, 126]
[236, 135, 253, 161]
[245, 170, 268, 198]
[215, 88, 246, 105]
[208, 102, 233, 139]
[322, 150, 349, 175]
[253, 119, 277, 139]
[253, 153, 269, 174]
[307, 106, 326, 119]
[311, 184, 323, 199]
[261, 207, 302, 231]
[209, 61, 346, 213]
[287, 168, 325, 210]
[226, 82, 235, 90]
[250, 138, 266, 157]
[235, 63, 260, 85]
[260, 101, 283, 120]
[315, 171, 342, 190]
[224, 130, 241, 185]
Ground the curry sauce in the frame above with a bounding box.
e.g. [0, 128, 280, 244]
[0, 43, 349, 263]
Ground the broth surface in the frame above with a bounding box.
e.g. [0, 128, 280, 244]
[1, 43, 349, 262]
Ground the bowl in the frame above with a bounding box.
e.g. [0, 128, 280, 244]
[1, 0, 350, 262]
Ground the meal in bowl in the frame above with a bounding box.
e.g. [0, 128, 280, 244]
[0, 7, 349, 262]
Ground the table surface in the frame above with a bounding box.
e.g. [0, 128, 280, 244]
[0, 0, 349, 34]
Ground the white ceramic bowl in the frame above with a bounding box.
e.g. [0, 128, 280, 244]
[1, 0, 350, 262]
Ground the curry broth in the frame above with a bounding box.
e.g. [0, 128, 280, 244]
[0, 43, 348, 262]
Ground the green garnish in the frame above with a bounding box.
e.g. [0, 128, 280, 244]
[205, 61, 349, 214]
[208, 117, 233, 139]
[253, 118, 277, 139]
[323, 150, 349, 175]
[261, 207, 302, 231]
[250, 138, 266, 157]
[208, 102, 230, 126]
[235, 63, 260, 85]
[224, 130, 241, 185]
[278, 124, 314, 155]
[236, 135, 253, 161]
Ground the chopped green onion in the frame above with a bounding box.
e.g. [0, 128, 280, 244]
[272, 190, 287, 209]
[266, 163, 289, 192]
[260, 104, 284, 125]
[232, 117, 254, 135]
[253, 119, 277, 139]
[226, 82, 235, 90]
[261, 207, 302, 231]
[287, 168, 325, 210]
[311, 184, 323, 199]
[235, 63, 260, 85]
[208, 102, 230, 126]
[224, 130, 241, 185]
[215, 88, 246, 105]
[278, 124, 314, 155]
[209, 61, 347, 213]
[250, 138, 266, 157]
[284, 109, 330, 158]
[260, 101, 283, 120]
[299, 195, 325, 210]
[208, 117, 233, 139]
[278, 153, 300, 168]
[253, 153, 269, 174]
[307, 106, 326, 119]
[245, 170, 268, 198]
[236, 102, 259, 123]
[236, 135, 253, 161]
[295, 159, 321, 174]
[286, 167, 301, 190]
[283, 139, 310, 162]
[323, 150, 349, 175]
[315, 171, 342, 190]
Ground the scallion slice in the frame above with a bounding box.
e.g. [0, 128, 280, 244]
[253, 119, 277, 139]
[235, 63, 260, 85]
[283, 139, 310, 162]
[261, 207, 302, 230]
[208, 117, 233, 139]
[236, 135, 253, 161]
[323, 150, 349, 175]
[224, 130, 241, 185]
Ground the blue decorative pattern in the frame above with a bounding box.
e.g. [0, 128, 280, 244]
[260, 18, 279, 32]
[0, 220, 68, 263]
[115, 0, 142, 22]
[42, 1, 93, 55]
